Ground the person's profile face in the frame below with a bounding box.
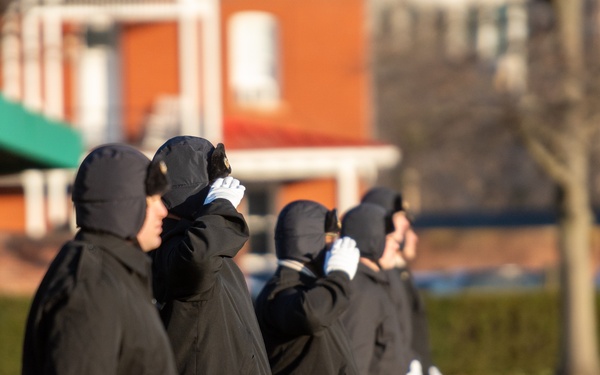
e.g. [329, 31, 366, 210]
[377, 234, 399, 270]
[401, 229, 418, 261]
[137, 195, 168, 251]
[325, 233, 339, 246]
[392, 211, 410, 237]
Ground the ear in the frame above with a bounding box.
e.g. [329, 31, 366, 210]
[325, 208, 341, 235]
[385, 214, 395, 235]
[208, 143, 232, 182]
[146, 160, 170, 196]
[394, 194, 404, 213]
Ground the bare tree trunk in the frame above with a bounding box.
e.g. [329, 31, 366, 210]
[554, 0, 584, 100]
[524, 1, 600, 374]
[553, 3, 599, 373]
[556, 119, 599, 375]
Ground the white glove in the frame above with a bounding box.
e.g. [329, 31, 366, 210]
[324, 236, 360, 280]
[428, 366, 442, 375]
[407, 360, 423, 375]
[204, 176, 245, 208]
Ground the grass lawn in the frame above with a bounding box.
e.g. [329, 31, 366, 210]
[0, 295, 31, 375]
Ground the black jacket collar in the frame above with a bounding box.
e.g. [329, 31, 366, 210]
[357, 262, 389, 284]
[76, 230, 150, 278]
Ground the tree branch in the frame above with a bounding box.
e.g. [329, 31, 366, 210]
[518, 117, 571, 185]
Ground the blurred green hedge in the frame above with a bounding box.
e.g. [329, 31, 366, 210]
[426, 290, 560, 375]
[1, 290, 595, 375]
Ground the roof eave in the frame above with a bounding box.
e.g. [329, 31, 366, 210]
[227, 145, 401, 181]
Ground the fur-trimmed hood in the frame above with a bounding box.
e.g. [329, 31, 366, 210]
[341, 203, 390, 262]
[275, 200, 339, 264]
[361, 187, 403, 216]
[73, 144, 169, 240]
[152, 136, 231, 220]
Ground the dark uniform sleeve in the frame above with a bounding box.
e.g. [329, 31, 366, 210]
[263, 271, 352, 336]
[159, 199, 249, 299]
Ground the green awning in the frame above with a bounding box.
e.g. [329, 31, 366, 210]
[0, 94, 83, 175]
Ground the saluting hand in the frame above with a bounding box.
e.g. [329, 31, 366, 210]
[324, 236, 360, 280]
[204, 176, 246, 208]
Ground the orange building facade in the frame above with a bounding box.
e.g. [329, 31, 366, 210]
[0, 0, 399, 253]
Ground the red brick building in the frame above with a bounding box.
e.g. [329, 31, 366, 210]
[0, 0, 399, 254]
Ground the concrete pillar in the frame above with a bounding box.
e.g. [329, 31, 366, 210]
[506, 0, 528, 49]
[477, 4, 499, 60]
[42, 1, 64, 120]
[506, 0, 528, 91]
[336, 163, 360, 216]
[495, 0, 528, 94]
[2, 4, 22, 100]
[444, 1, 469, 62]
[76, 17, 117, 148]
[46, 169, 70, 229]
[21, 169, 46, 238]
[178, 0, 202, 137]
[202, 0, 223, 142]
[22, 8, 43, 111]
[390, 2, 413, 52]
[415, 5, 438, 50]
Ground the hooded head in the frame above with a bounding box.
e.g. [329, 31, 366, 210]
[341, 203, 392, 262]
[275, 200, 340, 264]
[361, 187, 403, 215]
[362, 187, 408, 232]
[72, 144, 170, 240]
[152, 136, 231, 220]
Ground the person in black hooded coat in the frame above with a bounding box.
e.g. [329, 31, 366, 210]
[362, 187, 441, 375]
[149, 136, 270, 375]
[254, 200, 360, 375]
[340, 203, 409, 375]
[22, 144, 176, 375]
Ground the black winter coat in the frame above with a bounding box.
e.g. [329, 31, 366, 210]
[395, 267, 433, 371]
[341, 263, 408, 375]
[22, 231, 177, 375]
[255, 266, 359, 375]
[385, 268, 417, 370]
[150, 199, 271, 375]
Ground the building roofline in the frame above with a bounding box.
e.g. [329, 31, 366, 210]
[227, 145, 401, 181]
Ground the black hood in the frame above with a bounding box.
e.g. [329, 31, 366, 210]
[73, 144, 151, 240]
[341, 203, 390, 262]
[362, 187, 404, 232]
[153, 136, 231, 220]
[361, 187, 403, 215]
[275, 200, 335, 263]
